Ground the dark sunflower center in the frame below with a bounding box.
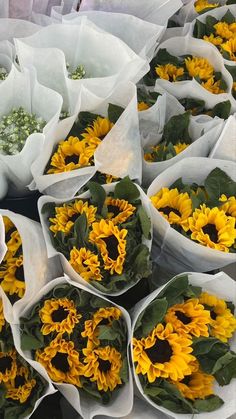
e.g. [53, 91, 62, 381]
[64, 154, 79, 165]
[202, 223, 218, 243]
[175, 310, 191, 325]
[159, 206, 181, 217]
[145, 338, 173, 364]
[103, 235, 119, 260]
[51, 352, 70, 373]
[210, 310, 217, 320]
[107, 205, 120, 217]
[70, 213, 79, 224]
[99, 318, 110, 326]
[15, 375, 26, 388]
[181, 375, 192, 386]
[0, 356, 12, 373]
[98, 358, 111, 373]
[15, 265, 24, 281]
[51, 306, 68, 322]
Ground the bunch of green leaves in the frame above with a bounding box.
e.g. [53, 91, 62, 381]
[179, 97, 231, 119]
[226, 64, 236, 99]
[144, 112, 192, 162]
[20, 283, 128, 404]
[44, 177, 152, 293]
[133, 274, 236, 413]
[137, 88, 161, 108]
[77, 171, 121, 194]
[193, 10, 236, 60]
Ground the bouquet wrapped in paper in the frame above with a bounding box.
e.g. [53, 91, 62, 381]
[30, 81, 142, 199]
[0, 65, 62, 198]
[0, 211, 52, 323]
[15, 18, 149, 111]
[19, 276, 133, 418]
[147, 157, 236, 273]
[0, 291, 55, 419]
[173, 0, 231, 26]
[38, 177, 152, 296]
[0, 18, 40, 43]
[131, 271, 236, 418]
[210, 114, 236, 161]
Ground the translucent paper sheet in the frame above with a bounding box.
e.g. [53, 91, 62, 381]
[209, 115, 236, 162]
[0, 215, 7, 263]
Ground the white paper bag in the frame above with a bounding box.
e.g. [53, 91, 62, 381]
[147, 157, 236, 273]
[0, 65, 62, 197]
[0, 215, 7, 264]
[130, 271, 236, 419]
[209, 115, 236, 162]
[140, 92, 224, 186]
[0, 18, 40, 43]
[30, 81, 142, 199]
[79, 0, 183, 26]
[38, 181, 152, 296]
[0, 209, 56, 324]
[0, 40, 15, 79]
[63, 11, 165, 61]
[15, 18, 149, 111]
[15, 275, 133, 419]
[154, 36, 235, 111]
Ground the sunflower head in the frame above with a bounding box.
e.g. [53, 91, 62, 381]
[185, 56, 214, 81]
[83, 345, 123, 392]
[81, 117, 114, 145]
[203, 34, 223, 47]
[0, 350, 17, 383]
[69, 247, 102, 282]
[155, 64, 184, 82]
[5, 366, 36, 404]
[138, 102, 150, 111]
[199, 292, 236, 342]
[214, 22, 235, 40]
[201, 77, 226, 94]
[0, 299, 5, 333]
[219, 195, 236, 218]
[0, 253, 25, 300]
[173, 143, 189, 155]
[221, 38, 236, 62]
[105, 197, 136, 225]
[194, 0, 219, 13]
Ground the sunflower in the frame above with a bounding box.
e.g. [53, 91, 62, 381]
[89, 219, 127, 275]
[39, 297, 82, 335]
[165, 299, 211, 337]
[201, 77, 226, 94]
[214, 22, 235, 40]
[138, 102, 150, 111]
[219, 195, 236, 218]
[0, 350, 17, 383]
[5, 230, 22, 256]
[188, 204, 236, 252]
[104, 174, 119, 184]
[36, 335, 84, 386]
[132, 323, 196, 382]
[173, 361, 214, 400]
[144, 145, 163, 162]
[221, 38, 236, 62]
[185, 56, 214, 81]
[199, 292, 236, 342]
[194, 0, 219, 13]
[47, 136, 98, 174]
[0, 253, 25, 299]
[203, 34, 223, 47]
[49, 200, 97, 236]
[0, 300, 5, 333]
[105, 197, 136, 225]
[5, 366, 36, 404]
[150, 187, 192, 231]
[69, 247, 103, 282]
[81, 306, 122, 348]
[81, 117, 114, 145]
[174, 143, 189, 155]
[155, 64, 184, 82]
[83, 345, 123, 392]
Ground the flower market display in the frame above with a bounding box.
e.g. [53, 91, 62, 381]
[0, 0, 235, 418]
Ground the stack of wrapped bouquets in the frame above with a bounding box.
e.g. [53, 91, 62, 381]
[0, 0, 235, 418]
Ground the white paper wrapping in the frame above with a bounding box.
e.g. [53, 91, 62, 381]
[0, 215, 7, 264]
[79, 0, 183, 26]
[147, 157, 236, 273]
[0, 209, 55, 324]
[209, 115, 236, 162]
[154, 36, 235, 112]
[0, 18, 40, 43]
[15, 18, 149, 111]
[0, 0, 72, 20]
[30, 81, 142, 199]
[63, 11, 165, 61]
[140, 92, 224, 186]
[0, 40, 15, 80]
[174, 0, 229, 25]
[16, 275, 133, 419]
[0, 289, 57, 419]
[0, 65, 62, 198]
[38, 181, 152, 296]
[130, 271, 236, 419]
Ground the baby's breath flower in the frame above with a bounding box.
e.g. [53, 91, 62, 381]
[0, 67, 8, 81]
[67, 64, 86, 80]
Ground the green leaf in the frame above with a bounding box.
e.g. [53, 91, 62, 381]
[193, 19, 206, 38]
[108, 103, 124, 124]
[179, 97, 205, 115]
[184, 285, 202, 298]
[73, 212, 89, 248]
[88, 181, 106, 213]
[154, 48, 182, 66]
[120, 358, 129, 383]
[162, 112, 191, 145]
[222, 9, 235, 24]
[135, 298, 168, 338]
[169, 177, 185, 190]
[98, 325, 119, 340]
[214, 355, 236, 385]
[211, 100, 231, 120]
[157, 275, 189, 307]
[226, 64, 236, 81]
[226, 0, 236, 4]
[192, 337, 225, 356]
[205, 15, 218, 34]
[212, 351, 236, 374]
[194, 395, 224, 412]
[226, 300, 235, 314]
[20, 333, 44, 351]
[137, 206, 151, 240]
[114, 177, 140, 202]
[204, 168, 236, 201]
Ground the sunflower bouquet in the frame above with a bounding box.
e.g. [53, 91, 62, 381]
[39, 177, 152, 295]
[0, 296, 53, 419]
[147, 157, 236, 273]
[173, 0, 233, 26]
[131, 272, 236, 417]
[31, 82, 142, 199]
[19, 276, 132, 418]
